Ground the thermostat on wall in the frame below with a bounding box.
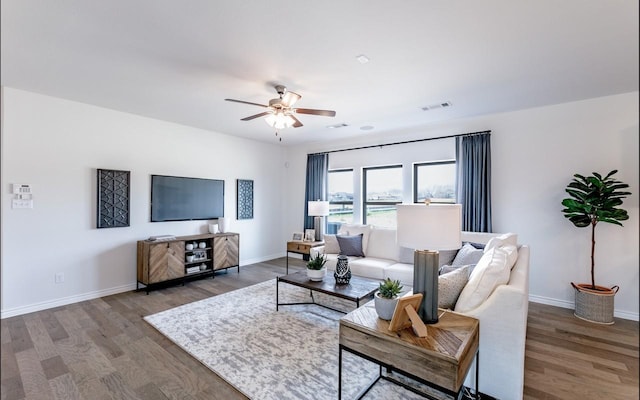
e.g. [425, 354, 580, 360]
[12, 184, 33, 195]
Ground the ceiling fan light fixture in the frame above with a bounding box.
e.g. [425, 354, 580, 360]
[265, 111, 295, 130]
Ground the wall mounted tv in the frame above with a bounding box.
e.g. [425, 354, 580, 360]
[151, 175, 224, 222]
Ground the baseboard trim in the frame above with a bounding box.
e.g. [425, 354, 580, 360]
[528, 294, 639, 321]
[1, 283, 137, 319]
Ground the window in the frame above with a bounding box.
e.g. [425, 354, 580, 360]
[414, 161, 456, 203]
[328, 169, 353, 232]
[363, 165, 402, 228]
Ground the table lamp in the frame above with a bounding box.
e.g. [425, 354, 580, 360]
[396, 203, 461, 324]
[308, 200, 330, 241]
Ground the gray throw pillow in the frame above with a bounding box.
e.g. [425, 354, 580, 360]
[438, 265, 470, 309]
[336, 234, 365, 257]
[451, 243, 484, 267]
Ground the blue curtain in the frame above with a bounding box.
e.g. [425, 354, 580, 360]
[304, 153, 328, 230]
[456, 133, 492, 232]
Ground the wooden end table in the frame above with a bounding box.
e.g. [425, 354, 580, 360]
[285, 240, 324, 274]
[339, 302, 479, 399]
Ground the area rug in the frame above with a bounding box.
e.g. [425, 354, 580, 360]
[144, 279, 434, 400]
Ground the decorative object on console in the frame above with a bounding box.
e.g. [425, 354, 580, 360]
[374, 278, 403, 320]
[304, 229, 315, 242]
[292, 232, 303, 241]
[218, 217, 230, 233]
[97, 169, 130, 228]
[334, 255, 351, 284]
[208, 224, 219, 234]
[561, 169, 630, 324]
[306, 253, 327, 281]
[236, 179, 254, 220]
[308, 200, 330, 241]
[397, 204, 462, 324]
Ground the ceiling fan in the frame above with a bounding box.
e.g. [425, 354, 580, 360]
[225, 85, 336, 130]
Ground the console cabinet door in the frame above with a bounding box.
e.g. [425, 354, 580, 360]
[213, 234, 239, 270]
[148, 241, 184, 283]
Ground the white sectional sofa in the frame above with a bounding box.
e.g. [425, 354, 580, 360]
[311, 224, 530, 400]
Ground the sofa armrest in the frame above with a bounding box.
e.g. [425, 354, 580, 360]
[460, 245, 530, 400]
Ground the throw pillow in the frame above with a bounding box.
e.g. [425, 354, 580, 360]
[438, 265, 470, 309]
[438, 249, 459, 267]
[338, 224, 372, 256]
[336, 234, 365, 257]
[323, 234, 340, 254]
[451, 243, 484, 267]
[398, 247, 414, 264]
[484, 233, 518, 253]
[454, 244, 518, 313]
[439, 263, 476, 276]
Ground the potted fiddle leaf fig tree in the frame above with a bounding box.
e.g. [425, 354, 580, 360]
[561, 170, 630, 324]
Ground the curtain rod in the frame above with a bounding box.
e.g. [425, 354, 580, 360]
[309, 130, 491, 156]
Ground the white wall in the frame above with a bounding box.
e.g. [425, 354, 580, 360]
[284, 92, 639, 320]
[1, 87, 286, 318]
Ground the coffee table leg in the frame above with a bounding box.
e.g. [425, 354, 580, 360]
[338, 345, 343, 400]
[276, 278, 280, 311]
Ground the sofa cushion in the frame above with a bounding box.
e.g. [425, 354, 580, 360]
[366, 227, 399, 260]
[439, 265, 470, 309]
[348, 257, 393, 281]
[451, 243, 484, 267]
[398, 247, 458, 266]
[323, 234, 341, 254]
[338, 224, 372, 256]
[384, 263, 414, 285]
[454, 244, 518, 313]
[336, 234, 365, 257]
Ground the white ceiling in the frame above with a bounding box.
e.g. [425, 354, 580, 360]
[2, 1, 638, 145]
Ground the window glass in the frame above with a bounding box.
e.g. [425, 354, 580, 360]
[328, 169, 353, 232]
[363, 165, 402, 228]
[414, 161, 456, 203]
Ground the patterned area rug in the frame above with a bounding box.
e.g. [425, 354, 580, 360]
[144, 279, 434, 400]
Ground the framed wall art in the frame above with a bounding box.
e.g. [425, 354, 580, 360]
[237, 179, 254, 220]
[97, 169, 130, 228]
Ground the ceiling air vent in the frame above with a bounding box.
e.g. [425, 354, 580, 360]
[422, 101, 452, 111]
[327, 123, 349, 129]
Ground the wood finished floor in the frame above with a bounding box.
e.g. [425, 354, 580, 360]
[1, 257, 638, 400]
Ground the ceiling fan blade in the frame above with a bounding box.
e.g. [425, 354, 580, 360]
[294, 108, 336, 117]
[281, 91, 302, 107]
[225, 98, 269, 108]
[241, 111, 271, 121]
[290, 114, 304, 128]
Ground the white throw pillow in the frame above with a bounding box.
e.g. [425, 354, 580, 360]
[484, 233, 518, 253]
[323, 234, 340, 254]
[454, 244, 518, 313]
[438, 265, 470, 309]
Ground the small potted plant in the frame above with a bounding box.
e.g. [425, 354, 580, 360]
[561, 169, 630, 324]
[306, 253, 327, 281]
[374, 278, 403, 320]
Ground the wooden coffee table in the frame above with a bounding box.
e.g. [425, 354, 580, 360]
[339, 301, 479, 399]
[276, 271, 379, 313]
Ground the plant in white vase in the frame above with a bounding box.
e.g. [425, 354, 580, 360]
[374, 278, 403, 320]
[306, 253, 327, 281]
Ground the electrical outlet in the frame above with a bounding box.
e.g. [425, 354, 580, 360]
[55, 272, 64, 284]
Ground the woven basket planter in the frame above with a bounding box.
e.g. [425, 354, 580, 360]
[571, 283, 619, 325]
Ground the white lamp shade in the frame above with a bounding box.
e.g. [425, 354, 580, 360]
[396, 204, 462, 250]
[308, 201, 330, 216]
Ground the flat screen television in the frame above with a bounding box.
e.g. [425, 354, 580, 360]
[151, 175, 224, 222]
